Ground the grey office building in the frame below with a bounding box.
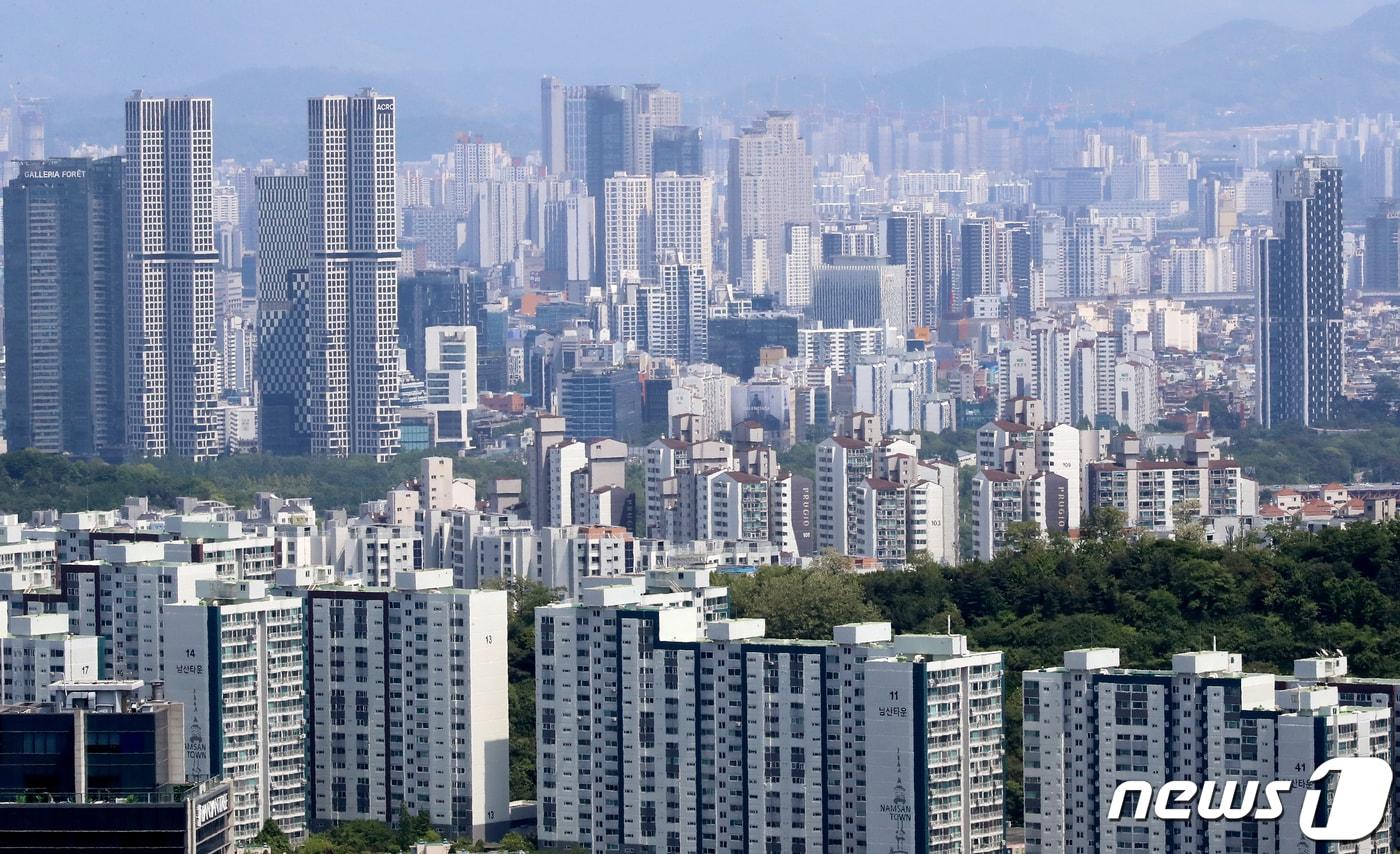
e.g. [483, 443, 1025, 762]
[3, 157, 124, 456]
[1259, 156, 1344, 428]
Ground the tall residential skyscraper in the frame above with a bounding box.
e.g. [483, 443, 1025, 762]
[652, 171, 712, 273]
[536, 589, 1006, 853]
[1002, 221, 1034, 320]
[1259, 155, 1344, 428]
[602, 172, 653, 287]
[450, 134, 505, 213]
[1066, 217, 1108, 299]
[307, 90, 401, 460]
[1024, 648, 1391, 854]
[3, 157, 124, 456]
[163, 582, 306, 846]
[883, 210, 925, 329]
[303, 576, 508, 839]
[540, 76, 566, 176]
[961, 216, 998, 303]
[728, 111, 814, 294]
[658, 259, 709, 363]
[781, 222, 817, 308]
[124, 94, 220, 460]
[255, 175, 311, 455]
[623, 84, 681, 177]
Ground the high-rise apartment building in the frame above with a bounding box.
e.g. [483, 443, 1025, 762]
[727, 111, 814, 294]
[602, 172, 653, 287]
[1066, 217, 1108, 298]
[961, 217, 998, 301]
[535, 588, 1004, 853]
[1024, 647, 1391, 854]
[3, 156, 124, 455]
[884, 209, 946, 330]
[0, 613, 101, 704]
[124, 94, 220, 460]
[255, 175, 311, 455]
[163, 581, 306, 845]
[624, 84, 681, 178]
[307, 90, 401, 459]
[652, 171, 712, 273]
[781, 223, 817, 308]
[302, 573, 508, 839]
[1259, 155, 1344, 428]
[657, 260, 708, 363]
[540, 76, 567, 176]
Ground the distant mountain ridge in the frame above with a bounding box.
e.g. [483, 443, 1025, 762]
[37, 3, 1400, 159]
[751, 3, 1400, 124]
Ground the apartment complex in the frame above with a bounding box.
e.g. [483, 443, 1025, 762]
[535, 584, 1003, 852]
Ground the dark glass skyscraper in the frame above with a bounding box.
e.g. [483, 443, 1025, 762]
[559, 367, 643, 442]
[1259, 155, 1344, 428]
[254, 174, 310, 455]
[583, 85, 627, 282]
[651, 125, 703, 175]
[1365, 203, 1400, 292]
[2, 157, 124, 456]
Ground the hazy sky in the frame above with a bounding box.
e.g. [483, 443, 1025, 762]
[4, 0, 1392, 159]
[0, 0, 1385, 98]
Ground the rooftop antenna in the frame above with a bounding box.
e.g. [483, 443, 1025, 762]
[946, 614, 952, 635]
[1212, 635, 1218, 652]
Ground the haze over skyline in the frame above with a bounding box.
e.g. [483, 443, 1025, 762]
[2, 0, 1392, 159]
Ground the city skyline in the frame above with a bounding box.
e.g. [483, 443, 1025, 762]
[5, 1, 1400, 161]
[9, 2, 1400, 852]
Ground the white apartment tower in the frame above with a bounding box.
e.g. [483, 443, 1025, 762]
[535, 588, 1004, 853]
[657, 260, 709, 364]
[865, 633, 1006, 853]
[307, 90, 401, 460]
[303, 573, 509, 839]
[603, 172, 654, 287]
[815, 435, 874, 556]
[124, 94, 220, 459]
[1024, 647, 1392, 854]
[0, 613, 101, 705]
[728, 111, 815, 294]
[782, 222, 817, 308]
[163, 581, 306, 845]
[653, 171, 713, 273]
[623, 84, 681, 177]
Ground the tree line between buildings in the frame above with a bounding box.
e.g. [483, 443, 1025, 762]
[717, 515, 1400, 824]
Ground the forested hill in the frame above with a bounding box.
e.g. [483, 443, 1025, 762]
[0, 449, 524, 517]
[722, 514, 1400, 821]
